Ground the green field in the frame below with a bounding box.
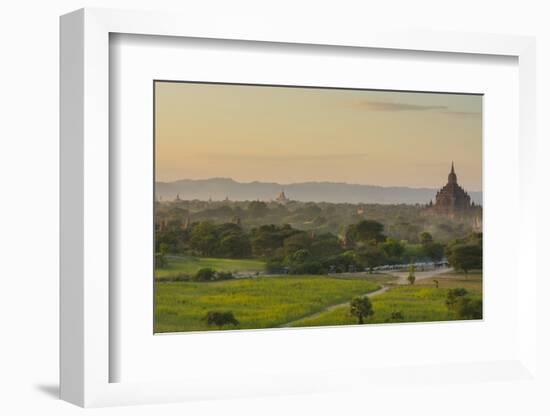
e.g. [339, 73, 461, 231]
[289, 273, 482, 327]
[154, 255, 482, 333]
[155, 256, 266, 279]
[154, 275, 384, 332]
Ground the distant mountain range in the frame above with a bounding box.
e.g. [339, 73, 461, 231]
[155, 178, 482, 205]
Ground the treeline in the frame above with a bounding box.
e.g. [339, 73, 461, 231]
[156, 199, 481, 244]
[155, 218, 481, 275]
[156, 222, 250, 258]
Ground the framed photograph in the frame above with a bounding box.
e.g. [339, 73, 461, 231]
[60, 8, 539, 408]
[152, 81, 483, 334]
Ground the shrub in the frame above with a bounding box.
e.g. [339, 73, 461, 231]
[456, 297, 482, 319]
[191, 268, 235, 282]
[386, 311, 405, 323]
[193, 268, 216, 281]
[445, 288, 469, 311]
[202, 311, 240, 328]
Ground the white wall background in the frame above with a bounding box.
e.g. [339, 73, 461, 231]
[0, 1, 548, 415]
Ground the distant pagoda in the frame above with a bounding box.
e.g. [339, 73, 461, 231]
[275, 189, 290, 204]
[429, 162, 475, 217]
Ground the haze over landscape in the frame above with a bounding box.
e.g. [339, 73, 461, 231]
[155, 177, 483, 205]
[155, 82, 482, 193]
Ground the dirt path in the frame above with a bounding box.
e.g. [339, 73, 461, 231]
[278, 267, 454, 328]
[279, 285, 390, 328]
[389, 267, 454, 284]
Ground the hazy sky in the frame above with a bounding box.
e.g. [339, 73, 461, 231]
[155, 82, 482, 191]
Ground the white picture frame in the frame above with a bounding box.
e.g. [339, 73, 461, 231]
[60, 7, 538, 408]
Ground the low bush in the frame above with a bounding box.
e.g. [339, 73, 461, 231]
[193, 268, 235, 282]
[193, 268, 217, 281]
[456, 297, 482, 319]
[386, 311, 405, 323]
[202, 311, 240, 328]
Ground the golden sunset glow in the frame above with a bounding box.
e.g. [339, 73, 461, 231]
[155, 82, 482, 191]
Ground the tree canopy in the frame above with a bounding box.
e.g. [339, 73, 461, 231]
[350, 296, 374, 324]
[346, 220, 386, 245]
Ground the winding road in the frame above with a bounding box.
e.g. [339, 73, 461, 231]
[278, 267, 453, 328]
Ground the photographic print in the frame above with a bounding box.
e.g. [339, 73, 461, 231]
[154, 81, 482, 333]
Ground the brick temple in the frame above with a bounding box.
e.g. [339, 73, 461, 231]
[427, 162, 475, 216]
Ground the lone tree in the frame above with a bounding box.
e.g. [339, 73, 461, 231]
[350, 296, 374, 324]
[203, 311, 240, 329]
[407, 264, 416, 285]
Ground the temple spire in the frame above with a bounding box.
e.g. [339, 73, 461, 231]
[448, 161, 457, 184]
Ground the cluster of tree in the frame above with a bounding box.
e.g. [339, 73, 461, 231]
[254, 224, 345, 274]
[190, 222, 251, 257]
[156, 216, 463, 276]
[155, 220, 192, 254]
[340, 222, 445, 272]
[445, 288, 482, 319]
[249, 224, 303, 257]
[446, 232, 482, 273]
[156, 198, 481, 244]
[155, 221, 251, 258]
